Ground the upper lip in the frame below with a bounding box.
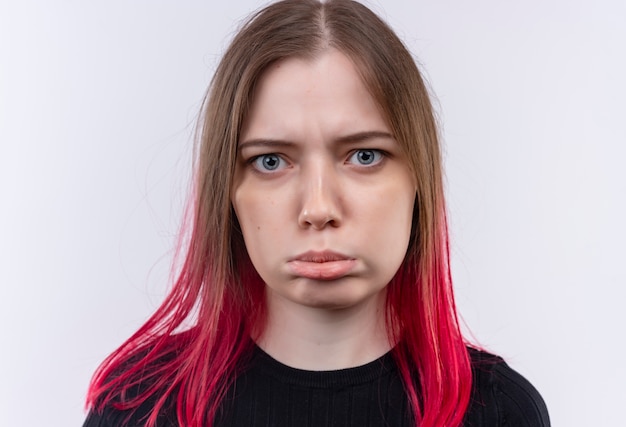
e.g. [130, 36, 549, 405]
[290, 250, 353, 263]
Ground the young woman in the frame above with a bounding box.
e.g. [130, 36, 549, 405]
[83, 1, 550, 426]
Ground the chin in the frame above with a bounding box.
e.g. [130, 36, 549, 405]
[292, 283, 385, 312]
[300, 297, 357, 311]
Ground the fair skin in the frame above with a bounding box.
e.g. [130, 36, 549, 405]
[232, 49, 416, 370]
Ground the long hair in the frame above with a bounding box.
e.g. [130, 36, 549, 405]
[86, 1, 472, 426]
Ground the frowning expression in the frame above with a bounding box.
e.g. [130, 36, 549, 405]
[232, 50, 416, 311]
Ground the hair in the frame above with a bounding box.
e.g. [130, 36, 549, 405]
[86, 1, 472, 426]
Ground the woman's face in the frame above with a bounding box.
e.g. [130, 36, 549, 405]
[232, 49, 416, 312]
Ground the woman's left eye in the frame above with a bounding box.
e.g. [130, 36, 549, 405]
[347, 149, 384, 166]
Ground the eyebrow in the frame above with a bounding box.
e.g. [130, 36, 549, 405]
[238, 130, 394, 150]
[336, 130, 394, 144]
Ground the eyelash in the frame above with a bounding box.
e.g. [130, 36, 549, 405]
[346, 149, 385, 167]
[250, 154, 288, 172]
[248, 149, 386, 173]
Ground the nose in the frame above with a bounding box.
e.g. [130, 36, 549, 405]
[297, 162, 342, 230]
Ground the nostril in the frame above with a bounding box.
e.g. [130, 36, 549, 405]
[299, 209, 340, 229]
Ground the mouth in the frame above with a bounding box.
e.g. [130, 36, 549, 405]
[293, 251, 352, 263]
[287, 251, 356, 281]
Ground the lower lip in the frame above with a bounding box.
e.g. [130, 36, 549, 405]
[287, 259, 356, 281]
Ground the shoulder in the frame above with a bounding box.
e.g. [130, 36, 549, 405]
[83, 397, 178, 427]
[83, 332, 196, 427]
[83, 372, 179, 427]
[464, 348, 551, 427]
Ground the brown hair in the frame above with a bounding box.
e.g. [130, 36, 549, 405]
[87, 1, 471, 426]
[198, 0, 443, 296]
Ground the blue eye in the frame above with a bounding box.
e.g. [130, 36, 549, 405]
[348, 149, 383, 166]
[252, 154, 285, 171]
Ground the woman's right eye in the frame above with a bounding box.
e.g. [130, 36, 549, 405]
[251, 154, 286, 172]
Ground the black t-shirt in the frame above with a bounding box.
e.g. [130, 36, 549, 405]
[84, 346, 550, 426]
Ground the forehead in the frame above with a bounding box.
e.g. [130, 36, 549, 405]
[241, 49, 388, 142]
[255, 50, 365, 99]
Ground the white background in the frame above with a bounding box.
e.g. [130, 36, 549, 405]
[1, 1, 624, 426]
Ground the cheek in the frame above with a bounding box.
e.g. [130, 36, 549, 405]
[232, 188, 286, 261]
[234, 193, 259, 237]
[235, 192, 279, 228]
[363, 184, 415, 256]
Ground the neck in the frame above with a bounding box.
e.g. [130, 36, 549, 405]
[256, 289, 392, 371]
